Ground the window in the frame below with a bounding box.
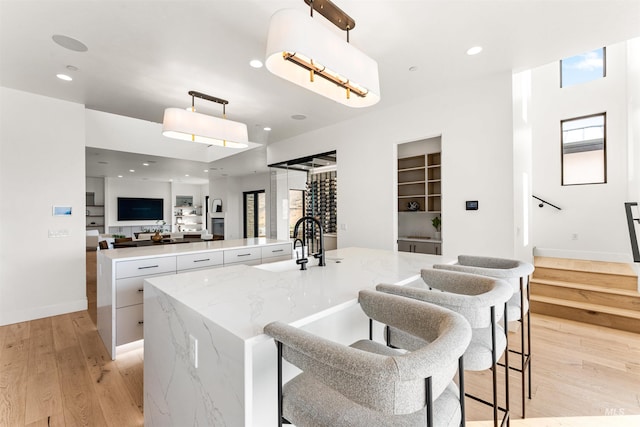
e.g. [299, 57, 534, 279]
[560, 47, 605, 88]
[289, 189, 305, 238]
[561, 113, 606, 186]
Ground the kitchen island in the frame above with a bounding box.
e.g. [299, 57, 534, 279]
[97, 237, 292, 359]
[143, 247, 453, 426]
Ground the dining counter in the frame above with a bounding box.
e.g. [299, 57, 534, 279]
[143, 247, 453, 426]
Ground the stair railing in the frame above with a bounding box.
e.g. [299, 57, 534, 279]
[624, 202, 640, 263]
[532, 195, 562, 210]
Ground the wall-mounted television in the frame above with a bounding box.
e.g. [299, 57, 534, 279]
[117, 197, 164, 221]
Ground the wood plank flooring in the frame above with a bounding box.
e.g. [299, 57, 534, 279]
[0, 251, 639, 426]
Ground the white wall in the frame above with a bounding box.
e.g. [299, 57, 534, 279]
[105, 178, 172, 231]
[210, 173, 272, 240]
[268, 72, 515, 258]
[531, 40, 636, 261]
[0, 87, 87, 326]
[512, 70, 534, 262]
[86, 176, 105, 205]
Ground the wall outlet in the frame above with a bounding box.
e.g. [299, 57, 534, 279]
[189, 334, 198, 368]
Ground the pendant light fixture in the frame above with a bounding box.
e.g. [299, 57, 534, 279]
[265, 0, 380, 108]
[162, 91, 249, 148]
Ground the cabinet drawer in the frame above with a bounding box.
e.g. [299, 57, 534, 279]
[261, 254, 293, 264]
[224, 258, 262, 267]
[116, 256, 176, 279]
[177, 251, 223, 272]
[116, 304, 144, 346]
[261, 243, 292, 260]
[116, 273, 168, 308]
[224, 247, 261, 264]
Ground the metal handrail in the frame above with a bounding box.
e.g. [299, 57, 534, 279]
[624, 202, 640, 263]
[532, 195, 562, 210]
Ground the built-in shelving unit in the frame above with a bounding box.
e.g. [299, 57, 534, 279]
[398, 155, 426, 212]
[174, 205, 203, 232]
[427, 152, 441, 213]
[86, 205, 105, 233]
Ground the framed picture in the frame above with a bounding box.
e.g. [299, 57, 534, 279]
[53, 205, 73, 216]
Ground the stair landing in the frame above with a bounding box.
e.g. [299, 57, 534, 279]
[530, 257, 640, 333]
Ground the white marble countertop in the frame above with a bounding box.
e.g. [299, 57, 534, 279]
[144, 247, 454, 343]
[398, 236, 443, 243]
[100, 237, 289, 261]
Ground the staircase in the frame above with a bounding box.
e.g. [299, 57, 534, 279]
[530, 256, 640, 333]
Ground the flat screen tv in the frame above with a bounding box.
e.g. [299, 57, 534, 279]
[117, 197, 164, 221]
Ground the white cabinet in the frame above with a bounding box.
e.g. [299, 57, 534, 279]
[261, 243, 293, 264]
[99, 240, 293, 359]
[114, 259, 176, 350]
[177, 251, 224, 272]
[116, 304, 144, 346]
[116, 257, 176, 279]
[224, 247, 262, 265]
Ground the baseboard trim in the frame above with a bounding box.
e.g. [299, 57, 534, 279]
[0, 298, 88, 326]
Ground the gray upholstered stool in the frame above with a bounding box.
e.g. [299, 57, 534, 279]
[378, 269, 513, 427]
[434, 255, 534, 418]
[264, 289, 472, 427]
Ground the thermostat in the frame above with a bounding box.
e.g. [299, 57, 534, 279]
[466, 200, 478, 210]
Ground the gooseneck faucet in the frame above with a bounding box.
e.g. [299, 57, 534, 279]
[292, 238, 308, 270]
[292, 216, 326, 269]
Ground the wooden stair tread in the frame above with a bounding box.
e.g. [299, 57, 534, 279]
[530, 295, 640, 319]
[531, 278, 640, 297]
[534, 256, 637, 277]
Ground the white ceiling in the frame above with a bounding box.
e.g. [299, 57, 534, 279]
[2, 0, 639, 181]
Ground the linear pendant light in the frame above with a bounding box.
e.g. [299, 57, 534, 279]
[265, 0, 380, 108]
[162, 91, 249, 148]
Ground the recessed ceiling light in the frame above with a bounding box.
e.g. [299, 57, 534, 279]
[129, 169, 135, 172]
[203, 169, 209, 173]
[249, 59, 263, 68]
[117, 175, 123, 178]
[98, 161, 108, 165]
[56, 74, 72, 81]
[409, 66, 418, 72]
[264, 127, 272, 131]
[52, 34, 88, 52]
[466, 46, 483, 56]
[142, 163, 149, 166]
[66, 65, 79, 72]
[291, 114, 307, 120]
[185, 174, 189, 177]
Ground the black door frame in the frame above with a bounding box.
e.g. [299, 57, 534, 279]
[243, 190, 265, 238]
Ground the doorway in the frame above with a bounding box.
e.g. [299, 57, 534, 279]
[243, 190, 266, 238]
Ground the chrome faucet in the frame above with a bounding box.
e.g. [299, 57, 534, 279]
[292, 216, 326, 269]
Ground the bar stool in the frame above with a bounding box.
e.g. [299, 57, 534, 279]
[264, 289, 472, 427]
[378, 269, 513, 427]
[434, 255, 535, 418]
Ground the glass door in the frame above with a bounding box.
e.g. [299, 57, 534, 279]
[243, 190, 266, 238]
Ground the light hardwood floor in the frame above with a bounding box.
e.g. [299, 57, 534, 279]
[0, 252, 639, 426]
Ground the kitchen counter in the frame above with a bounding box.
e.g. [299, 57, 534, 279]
[100, 237, 286, 260]
[143, 247, 453, 426]
[97, 237, 292, 359]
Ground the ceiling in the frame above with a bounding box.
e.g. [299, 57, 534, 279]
[2, 1, 639, 181]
